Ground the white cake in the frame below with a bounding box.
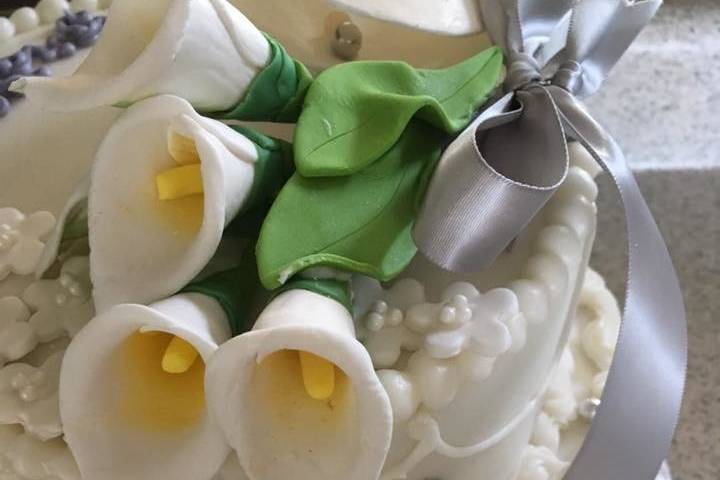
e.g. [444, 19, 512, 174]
[0, 1, 624, 480]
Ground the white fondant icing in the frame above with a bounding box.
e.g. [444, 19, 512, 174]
[0, 424, 80, 480]
[330, 0, 484, 36]
[0, 351, 63, 441]
[59, 292, 231, 480]
[0, 297, 37, 367]
[88, 95, 256, 311]
[9, 8, 40, 34]
[35, 0, 71, 24]
[206, 289, 393, 480]
[22, 257, 94, 342]
[16, 0, 271, 112]
[232, 0, 490, 70]
[70, 0, 99, 13]
[0, 209, 56, 281]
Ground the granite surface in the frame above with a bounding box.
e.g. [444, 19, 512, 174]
[585, 0, 720, 170]
[592, 169, 719, 480]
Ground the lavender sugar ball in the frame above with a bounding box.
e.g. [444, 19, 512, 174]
[0, 59, 12, 78]
[57, 42, 77, 59]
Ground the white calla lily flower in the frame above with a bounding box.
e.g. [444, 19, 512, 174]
[89, 95, 257, 311]
[13, 0, 270, 112]
[60, 292, 231, 480]
[207, 289, 393, 480]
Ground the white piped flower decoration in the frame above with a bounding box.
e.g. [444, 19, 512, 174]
[362, 280, 518, 424]
[0, 351, 63, 441]
[420, 284, 516, 359]
[22, 257, 94, 342]
[0, 208, 55, 281]
[0, 297, 38, 367]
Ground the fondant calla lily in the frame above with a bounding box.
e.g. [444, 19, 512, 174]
[88, 95, 260, 311]
[206, 288, 393, 480]
[59, 292, 232, 480]
[13, 0, 271, 112]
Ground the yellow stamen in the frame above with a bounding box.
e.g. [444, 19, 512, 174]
[161, 336, 200, 374]
[298, 351, 336, 401]
[168, 131, 200, 165]
[155, 164, 204, 201]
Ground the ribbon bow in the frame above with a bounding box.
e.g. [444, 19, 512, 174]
[414, 1, 687, 478]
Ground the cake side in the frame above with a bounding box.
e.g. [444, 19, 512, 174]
[0, 2, 619, 480]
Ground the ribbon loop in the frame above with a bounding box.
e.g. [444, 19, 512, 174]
[414, 87, 568, 272]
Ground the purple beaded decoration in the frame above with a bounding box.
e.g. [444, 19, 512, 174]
[0, 10, 106, 119]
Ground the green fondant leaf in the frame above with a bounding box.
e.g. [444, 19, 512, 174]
[215, 36, 313, 123]
[257, 121, 445, 289]
[294, 46, 502, 177]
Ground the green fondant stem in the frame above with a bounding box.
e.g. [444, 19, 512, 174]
[215, 36, 312, 123]
[273, 278, 353, 313]
[182, 243, 261, 336]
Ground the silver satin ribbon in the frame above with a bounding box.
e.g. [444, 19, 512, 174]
[414, 1, 687, 478]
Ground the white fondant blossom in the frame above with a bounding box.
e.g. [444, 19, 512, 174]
[0, 208, 55, 281]
[0, 297, 38, 367]
[0, 424, 80, 480]
[0, 351, 63, 441]
[60, 293, 231, 480]
[207, 289, 393, 480]
[420, 284, 516, 359]
[88, 95, 257, 310]
[15, 0, 271, 112]
[22, 257, 94, 343]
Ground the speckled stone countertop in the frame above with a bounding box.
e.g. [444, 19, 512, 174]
[585, 0, 719, 170]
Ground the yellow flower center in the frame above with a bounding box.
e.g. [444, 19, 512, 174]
[298, 351, 336, 401]
[152, 131, 205, 235]
[118, 331, 205, 431]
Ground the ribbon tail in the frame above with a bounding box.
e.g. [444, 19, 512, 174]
[551, 87, 687, 480]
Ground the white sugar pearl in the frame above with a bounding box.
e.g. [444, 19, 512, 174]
[35, 0, 70, 24]
[10, 7, 40, 34]
[0, 18, 16, 42]
[70, 0, 98, 13]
